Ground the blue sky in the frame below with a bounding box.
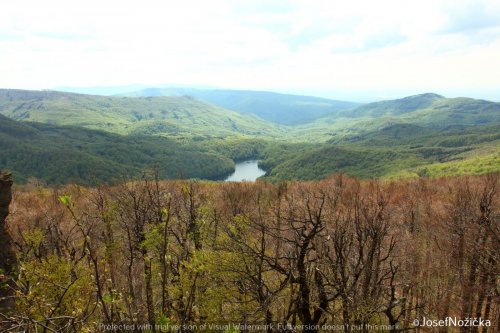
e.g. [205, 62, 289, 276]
[1, 0, 500, 101]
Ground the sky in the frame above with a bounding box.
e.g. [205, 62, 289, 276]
[1, 0, 500, 101]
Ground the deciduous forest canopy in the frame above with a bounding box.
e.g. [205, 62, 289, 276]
[0, 174, 498, 332]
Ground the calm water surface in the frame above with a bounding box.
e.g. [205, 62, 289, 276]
[224, 160, 266, 182]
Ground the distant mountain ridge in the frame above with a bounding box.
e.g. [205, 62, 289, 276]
[54, 84, 217, 96]
[119, 87, 361, 125]
[2, 89, 499, 138]
[304, 92, 500, 139]
[337, 92, 500, 122]
[340, 93, 445, 117]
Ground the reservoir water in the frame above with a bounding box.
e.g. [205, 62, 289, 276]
[225, 160, 266, 182]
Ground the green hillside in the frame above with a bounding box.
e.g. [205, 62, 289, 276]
[0, 114, 240, 184]
[337, 93, 500, 127]
[340, 93, 444, 117]
[296, 93, 500, 142]
[122, 87, 360, 125]
[260, 123, 500, 181]
[261, 145, 427, 181]
[1, 90, 499, 184]
[0, 89, 283, 139]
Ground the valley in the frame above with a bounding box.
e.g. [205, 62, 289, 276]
[0, 88, 499, 185]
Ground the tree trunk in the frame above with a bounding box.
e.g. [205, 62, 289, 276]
[143, 253, 156, 332]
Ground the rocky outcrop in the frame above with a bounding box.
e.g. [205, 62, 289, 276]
[0, 171, 15, 312]
[0, 171, 12, 225]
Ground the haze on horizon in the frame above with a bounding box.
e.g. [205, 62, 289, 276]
[1, 0, 500, 101]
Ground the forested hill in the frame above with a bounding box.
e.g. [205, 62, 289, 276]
[0, 89, 283, 138]
[1, 89, 499, 184]
[326, 93, 500, 127]
[340, 93, 445, 117]
[120, 87, 361, 125]
[293, 93, 500, 142]
[2, 89, 499, 140]
[257, 93, 500, 181]
[0, 114, 238, 184]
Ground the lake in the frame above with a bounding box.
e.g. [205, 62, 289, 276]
[224, 160, 266, 182]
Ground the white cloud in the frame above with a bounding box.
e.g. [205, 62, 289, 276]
[1, 0, 499, 99]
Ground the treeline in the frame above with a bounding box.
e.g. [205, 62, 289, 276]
[1, 174, 498, 332]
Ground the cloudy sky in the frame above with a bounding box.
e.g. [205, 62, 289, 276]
[1, 0, 500, 101]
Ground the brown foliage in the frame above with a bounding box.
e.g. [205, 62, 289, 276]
[1, 174, 498, 332]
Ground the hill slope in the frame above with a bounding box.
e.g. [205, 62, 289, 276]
[0, 114, 238, 184]
[0, 89, 283, 138]
[341, 93, 444, 117]
[260, 123, 500, 181]
[335, 93, 500, 126]
[1, 90, 499, 184]
[296, 93, 500, 141]
[122, 88, 360, 125]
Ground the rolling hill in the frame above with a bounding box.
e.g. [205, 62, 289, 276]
[0, 114, 239, 184]
[332, 93, 500, 126]
[1, 89, 499, 184]
[339, 93, 445, 117]
[294, 93, 500, 142]
[0, 89, 283, 139]
[257, 92, 500, 181]
[259, 122, 500, 181]
[121, 87, 360, 125]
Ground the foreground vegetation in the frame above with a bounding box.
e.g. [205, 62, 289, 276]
[1, 173, 498, 332]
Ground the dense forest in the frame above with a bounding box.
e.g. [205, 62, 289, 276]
[1, 89, 499, 185]
[0, 114, 240, 184]
[1, 173, 498, 332]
